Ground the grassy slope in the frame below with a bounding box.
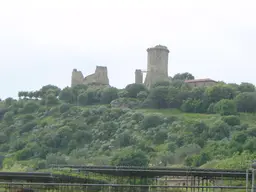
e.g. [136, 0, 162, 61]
[2, 105, 256, 171]
[1, 106, 251, 192]
[139, 108, 256, 126]
[140, 108, 256, 167]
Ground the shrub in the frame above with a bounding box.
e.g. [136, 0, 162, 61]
[222, 115, 240, 126]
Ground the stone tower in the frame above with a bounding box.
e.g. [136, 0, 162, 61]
[135, 69, 143, 84]
[144, 45, 169, 88]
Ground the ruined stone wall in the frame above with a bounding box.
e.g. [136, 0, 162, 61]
[144, 45, 169, 88]
[93, 66, 109, 85]
[71, 66, 109, 87]
[71, 69, 84, 87]
[186, 81, 216, 88]
[135, 69, 143, 84]
[83, 73, 96, 84]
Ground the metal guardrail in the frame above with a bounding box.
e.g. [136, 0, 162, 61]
[50, 164, 247, 172]
[0, 172, 54, 182]
[0, 182, 252, 190]
[0, 171, 111, 185]
[50, 164, 252, 178]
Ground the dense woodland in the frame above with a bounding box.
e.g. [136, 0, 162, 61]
[0, 72, 256, 171]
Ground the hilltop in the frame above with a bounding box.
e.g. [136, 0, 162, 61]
[1, 72, 256, 171]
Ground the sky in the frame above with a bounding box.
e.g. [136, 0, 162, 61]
[0, 0, 256, 99]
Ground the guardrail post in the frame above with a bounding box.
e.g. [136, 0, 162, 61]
[251, 169, 255, 192]
[246, 169, 249, 192]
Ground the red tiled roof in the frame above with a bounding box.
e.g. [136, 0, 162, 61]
[184, 78, 216, 83]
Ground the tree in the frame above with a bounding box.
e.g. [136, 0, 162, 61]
[0, 132, 7, 144]
[189, 87, 206, 100]
[72, 84, 88, 97]
[155, 152, 174, 166]
[243, 137, 256, 153]
[18, 91, 24, 99]
[232, 131, 247, 144]
[4, 97, 14, 107]
[152, 80, 171, 88]
[111, 148, 149, 167]
[181, 99, 204, 113]
[190, 121, 209, 137]
[100, 87, 118, 104]
[205, 84, 236, 104]
[118, 89, 128, 98]
[142, 114, 164, 130]
[23, 101, 40, 113]
[40, 85, 61, 97]
[173, 72, 195, 81]
[239, 82, 255, 92]
[0, 108, 7, 120]
[116, 131, 134, 147]
[235, 92, 256, 112]
[46, 153, 67, 165]
[167, 86, 183, 108]
[214, 99, 237, 116]
[125, 84, 147, 98]
[228, 83, 239, 91]
[28, 92, 34, 99]
[33, 91, 41, 99]
[16, 148, 35, 160]
[3, 111, 14, 124]
[45, 94, 59, 106]
[144, 86, 169, 108]
[222, 115, 240, 126]
[59, 103, 71, 113]
[78, 92, 91, 106]
[20, 121, 37, 133]
[170, 79, 187, 89]
[77, 88, 102, 106]
[191, 152, 210, 167]
[153, 130, 168, 144]
[209, 120, 230, 140]
[137, 91, 148, 100]
[72, 130, 92, 144]
[59, 87, 75, 103]
[19, 91, 31, 99]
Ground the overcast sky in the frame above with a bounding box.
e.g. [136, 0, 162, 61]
[0, 0, 255, 99]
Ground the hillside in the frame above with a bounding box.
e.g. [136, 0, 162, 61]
[1, 73, 256, 171]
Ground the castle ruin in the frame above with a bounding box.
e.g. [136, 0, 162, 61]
[71, 66, 109, 87]
[71, 45, 170, 88]
[71, 45, 214, 89]
[135, 45, 170, 88]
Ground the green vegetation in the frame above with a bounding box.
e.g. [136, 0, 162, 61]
[0, 73, 256, 171]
